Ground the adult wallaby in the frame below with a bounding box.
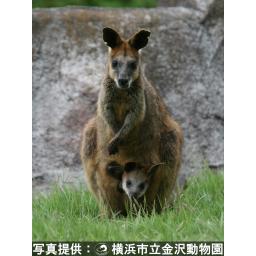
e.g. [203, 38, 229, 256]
[80, 27, 183, 216]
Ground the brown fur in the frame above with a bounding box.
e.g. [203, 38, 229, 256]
[80, 28, 183, 216]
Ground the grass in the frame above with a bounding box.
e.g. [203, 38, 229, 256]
[32, 169, 224, 241]
[32, 0, 156, 8]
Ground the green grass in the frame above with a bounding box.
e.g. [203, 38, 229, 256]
[32, 0, 156, 8]
[32, 169, 224, 241]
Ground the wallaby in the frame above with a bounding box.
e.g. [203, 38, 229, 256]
[107, 161, 165, 199]
[80, 27, 183, 216]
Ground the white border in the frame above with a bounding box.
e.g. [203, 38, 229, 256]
[1, 1, 256, 255]
[225, 0, 256, 255]
[0, 1, 31, 255]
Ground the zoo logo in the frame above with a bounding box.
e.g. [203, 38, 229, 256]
[94, 243, 108, 256]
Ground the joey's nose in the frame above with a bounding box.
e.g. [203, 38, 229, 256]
[130, 192, 138, 198]
[118, 79, 129, 88]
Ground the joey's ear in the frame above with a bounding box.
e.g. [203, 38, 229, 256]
[148, 163, 165, 177]
[117, 182, 124, 193]
[124, 162, 137, 172]
[128, 29, 151, 50]
[107, 161, 124, 180]
[103, 27, 122, 48]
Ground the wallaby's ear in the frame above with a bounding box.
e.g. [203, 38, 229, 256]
[124, 162, 138, 173]
[107, 161, 124, 180]
[103, 27, 122, 48]
[148, 163, 165, 177]
[129, 29, 151, 50]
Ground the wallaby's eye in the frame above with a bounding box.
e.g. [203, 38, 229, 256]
[126, 180, 132, 187]
[128, 61, 137, 70]
[112, 60, 118, 68]
[138, 182, 145, 190]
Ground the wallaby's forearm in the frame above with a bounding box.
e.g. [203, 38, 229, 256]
[107, 106, 144, 155]
[112, 90, 145, 143]
[113, 109, 141, 142]
[102, 104, 121, 134]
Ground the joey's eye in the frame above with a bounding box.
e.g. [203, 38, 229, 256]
[112, 60, 118, 68]
[128, 61, 137, 70]
[138, 182, 145, 190]
[126, 180, 132, 187]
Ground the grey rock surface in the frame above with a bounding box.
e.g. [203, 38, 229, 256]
[32, 0, 223, 193]
[157, 0, 213, 12]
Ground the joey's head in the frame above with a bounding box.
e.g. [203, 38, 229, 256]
[121, 162, 163, 199]
[103, 27, 150, 89]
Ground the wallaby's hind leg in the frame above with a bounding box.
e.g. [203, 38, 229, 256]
[81, 121, 127, 216]
[81, 117, 97, 160]
[157, 127, 183, 209]
[80, 117, 100, 198]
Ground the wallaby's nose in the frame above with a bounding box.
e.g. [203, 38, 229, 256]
[118, 79, 129, 88]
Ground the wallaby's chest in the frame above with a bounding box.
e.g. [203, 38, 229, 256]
[111, 93, 132, 123]
[113, 101, 129, 123]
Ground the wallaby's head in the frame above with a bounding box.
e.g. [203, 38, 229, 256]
[122, 162, 162, 199]
[107, 161, 163, 199]
[103, 27, 150, 89]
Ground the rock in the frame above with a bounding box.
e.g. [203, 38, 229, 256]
[157, 0, 214, 13]
[33, 1, 223, 193]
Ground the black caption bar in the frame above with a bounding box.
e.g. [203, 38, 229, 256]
[32, 241, 224, 256]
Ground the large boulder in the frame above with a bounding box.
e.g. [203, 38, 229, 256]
[32, 1, 223, 193]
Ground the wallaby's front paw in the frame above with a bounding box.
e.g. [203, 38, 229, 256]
[108, 140, 119, 155]
[106, 161, 123, 180]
